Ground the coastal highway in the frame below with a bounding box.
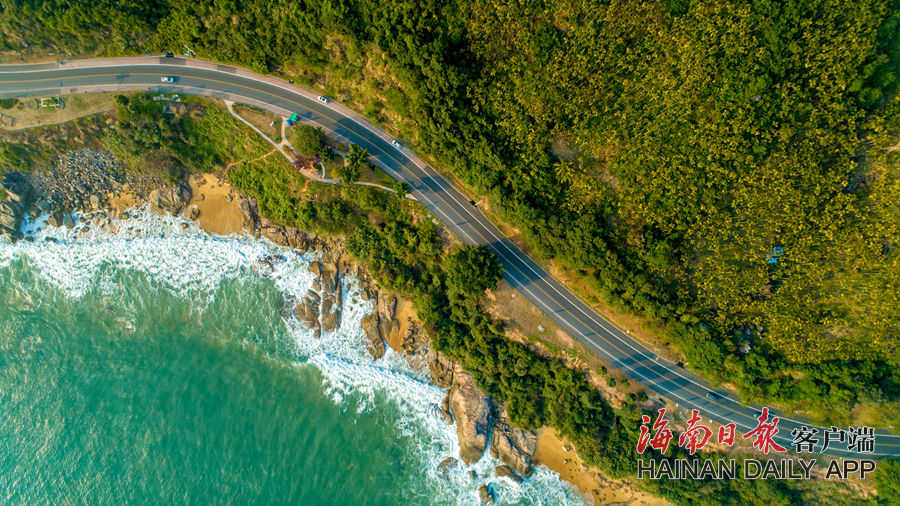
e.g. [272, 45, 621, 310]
[2, 57, 898, 459]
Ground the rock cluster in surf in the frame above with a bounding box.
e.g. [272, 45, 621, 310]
[257, 208, 539, 490]
[1, 170, 31, 241]
[11, 149, 542, 500]
[2, 149, 168, 242]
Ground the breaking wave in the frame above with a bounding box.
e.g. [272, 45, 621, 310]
[0, 207, 585, 505]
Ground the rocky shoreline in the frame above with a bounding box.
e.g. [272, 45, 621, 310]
[260, 206, 541, 501]
[2, 158, 541, 504]
[0, 170, 30, 240]
[1, 149, 164, 240]
[256, 197, 661, 505]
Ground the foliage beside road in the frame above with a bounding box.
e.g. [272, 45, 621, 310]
[4, 1, 900, 502]
[232, 104, 282, 142]
[0, 88, 883, 503]
[227, 149, 870, 503]
[5, 0, 897, 424]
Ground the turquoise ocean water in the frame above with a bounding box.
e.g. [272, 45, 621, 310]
[0, 208, 582, 505]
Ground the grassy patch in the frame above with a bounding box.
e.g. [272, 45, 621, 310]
[232, 103, 282, 142]
[322, 154, 344, 179]
[1, 94, 119, 130]
[100, 95, 276, 181]
[0, 94, 284, 184]
[178, 100, 274, 170]
[358, 164, 394, 186]
[0, 113, 111, 174]
[228, 151, 305, 225]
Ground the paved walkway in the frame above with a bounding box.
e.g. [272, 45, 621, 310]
[225, 100, 400, 195]
[225, 100, 291, 160]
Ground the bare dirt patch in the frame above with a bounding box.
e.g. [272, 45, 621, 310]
[1, 94, 118, 130]
[533, 428, 670, 506]
[232, 104, 283, 142]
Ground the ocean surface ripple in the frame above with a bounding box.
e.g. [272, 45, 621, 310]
[0, 208, 584, 505]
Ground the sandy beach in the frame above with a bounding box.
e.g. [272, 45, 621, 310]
[533, 428, 669, 506]
[184, 174, 246, 235]
[105, 173, 245, 236]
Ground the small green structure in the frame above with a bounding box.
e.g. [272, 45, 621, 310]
[40, 97, 64, 109]
[29, 97, 64, 110]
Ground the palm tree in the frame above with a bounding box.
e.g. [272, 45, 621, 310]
[554, 159, 578, 186]
[341, 144, 367, 184]
[346, 144, 368, 171]
[393, 180, 411, 195]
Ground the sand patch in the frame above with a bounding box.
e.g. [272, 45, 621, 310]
[105, 188, 141, 217]
[103, 173, 246, 237]
[186, 174, 245, 235]
[534, 428, 670, 506]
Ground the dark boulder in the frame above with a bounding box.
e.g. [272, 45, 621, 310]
[448, 364, 494, 465]
[150, 180, 192, 215]
[490, 408, 537, 478]
[361, 313, 386, 359]
[494, 464, 524, 483]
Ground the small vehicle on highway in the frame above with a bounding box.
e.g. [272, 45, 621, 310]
[392, 140, 402, 149]
[161, 76, 176, 83]
[317, 95, 329, 104]
[675, 361, 684, 368]
[705, 391, 722, 401]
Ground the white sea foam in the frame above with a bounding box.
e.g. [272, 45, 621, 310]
[1, 207, 585, 505]
[2, 206, 287, 300]
[310, 354, 585, 505]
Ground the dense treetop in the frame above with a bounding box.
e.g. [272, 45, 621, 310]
[2, 0, 899, 422]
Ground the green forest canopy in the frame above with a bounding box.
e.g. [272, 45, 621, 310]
[2, 0, 899, 422]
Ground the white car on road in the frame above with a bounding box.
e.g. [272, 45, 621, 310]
[317, 95, 329, 104]
[392, 140, 402, 149]
[161, 76, 175, 83]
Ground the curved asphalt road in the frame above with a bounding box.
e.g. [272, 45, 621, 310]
[1, 57, 897, 459]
